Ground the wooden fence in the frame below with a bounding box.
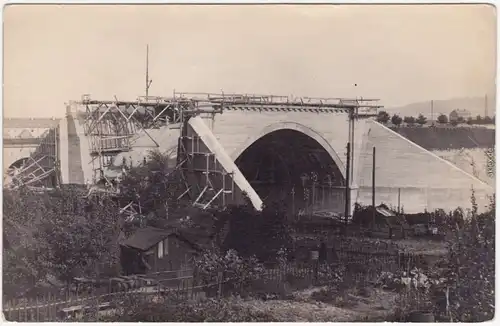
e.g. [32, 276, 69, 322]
[3, 249, 424, 322]
[3, 268, 194, 322]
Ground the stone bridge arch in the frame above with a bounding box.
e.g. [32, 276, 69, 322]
[232, 121, 346, 179]
[231, 122, 346, 210]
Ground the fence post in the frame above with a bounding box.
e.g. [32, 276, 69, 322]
[217, 271, 223, 299]
[26, 298, 29, 322]
[5, 299, 9, 321]
[44, 294, 48, 321]
[95, 286, 100, 322]
[29, 297, 34, 322]
[23, 297, 28, 322]
[47, 293, 51, 321]
[16, 298, 21, 321]
[184, 278, 188, 300]
[35, 296, 39, 322]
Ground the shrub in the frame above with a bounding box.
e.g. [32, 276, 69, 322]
[193, 249, 264, 296]
[3, 187, 121, 298]
[391, 114, 403, 126]
[416, 114, 427, 126]
[443, 197, 495, 322]
[117, 149, 183, 216]
[102, 295, 278, 322]
[376, 111, 390, 124]
[221, 198, 292, 262]
[403, 116, 415, 125]
[437, 114, 448, 124]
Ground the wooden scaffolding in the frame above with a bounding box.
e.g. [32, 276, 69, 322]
[76, 92, 382, 212]
[6, 126, 61, 190]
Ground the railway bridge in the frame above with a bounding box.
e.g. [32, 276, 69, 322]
[4, 92, 494, 214]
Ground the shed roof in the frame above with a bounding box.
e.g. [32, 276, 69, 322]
[121, 226, 173, 251]
[376, 206, 395, 217]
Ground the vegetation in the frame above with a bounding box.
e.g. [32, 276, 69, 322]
[403, 116, 415, 125]
[437, 114, 448, 124]
[376, 110, 390, 124]
[443, 195, 495, 321]
[117, 149, 184, 216]
[3, 148, 496, 322]
[391, 114, 403, 127]
[194, 249, 265, 297]
[220, 199, 292, 262]
[416, 114, 427, 126]
[3, 187, 121, 298]
[102, 294, 278, 322]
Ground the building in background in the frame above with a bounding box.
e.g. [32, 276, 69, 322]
[449, 109, 472, 123]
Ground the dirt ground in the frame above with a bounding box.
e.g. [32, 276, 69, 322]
[233, 286, 399, 322]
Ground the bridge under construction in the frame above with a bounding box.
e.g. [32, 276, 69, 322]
[4, 91, 494, 216]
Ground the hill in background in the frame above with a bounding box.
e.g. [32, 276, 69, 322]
[385, 96, 496, 119]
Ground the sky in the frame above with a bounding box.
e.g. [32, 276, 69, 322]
[3, 4, 497, 118]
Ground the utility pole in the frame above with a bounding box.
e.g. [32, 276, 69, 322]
[485, 94, 488, 118]
[351, 85, 358, 181]
[431, 100, 434, 123]
[398, 188, 401, 214]
[345, 142, 351, 227]
[372, 146, 376, 226]
[145, 44, 152, 99]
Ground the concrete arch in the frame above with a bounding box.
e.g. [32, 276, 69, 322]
[232, 121, 346, 179]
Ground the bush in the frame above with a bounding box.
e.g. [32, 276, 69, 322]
[403, 116, 415, 125]
[437, 114, 448, 124]
[391, 114, 403, 126]
[103, 295, 278, 322]
[443, 197, 495, 321]
[221, 198, 293, 262]
[117, 149, 183, 216]
[377, 111, 390, 124]
[416, 114, 427, 126]
[193, 249, 265, 296]
[3, 187, 121, 298]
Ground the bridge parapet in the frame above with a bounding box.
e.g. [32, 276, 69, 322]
[175, 91, 382, 115]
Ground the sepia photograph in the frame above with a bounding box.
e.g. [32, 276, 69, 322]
[2, 3, 496, 322]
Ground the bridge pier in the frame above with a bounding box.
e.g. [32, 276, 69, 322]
[58, 109, 70, 183]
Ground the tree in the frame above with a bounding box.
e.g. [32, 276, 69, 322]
[466, 117, 473, 125]
[483, 116, 493, 124]
[221, 197, 292, 262]
[118, 149, 182, 216]
[376, 110, 390, 124]
[416, 114, 428, 126]
[403, 116, 416, 126]
[3, 187, 122, 298]
[3, 188, 58, 297]
[35, 206, 121, 283]
[476, 115, 483, 124]
[444, 195, 495, 321]
[391, 114, 403, 127]
[437, 114, 448, 124]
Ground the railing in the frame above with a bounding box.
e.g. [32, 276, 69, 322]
[78, 93, 383, 112]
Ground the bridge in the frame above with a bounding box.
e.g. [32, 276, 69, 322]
[3, 118, 60, 187]
[4, 92, 494, 214]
